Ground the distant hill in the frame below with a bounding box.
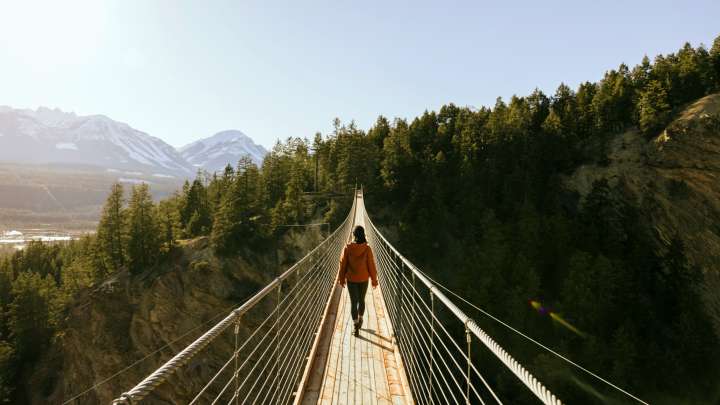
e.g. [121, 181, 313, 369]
[179, 130, 267, 173]
[0, 106, 193, 176]
[0, 162, 183, 231]
[0, 107, 272, 228]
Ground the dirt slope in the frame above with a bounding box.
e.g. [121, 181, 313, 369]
[566, 93, 720, 336]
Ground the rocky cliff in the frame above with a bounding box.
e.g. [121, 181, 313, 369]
[566, 93, 720, 336]
[27, 231, 323, 404]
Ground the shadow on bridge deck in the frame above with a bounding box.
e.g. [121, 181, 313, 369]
[298, 194, 411, 405]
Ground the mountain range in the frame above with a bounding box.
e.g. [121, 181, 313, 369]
[0, 106, 267, 177]
[180, 130, 267, 173]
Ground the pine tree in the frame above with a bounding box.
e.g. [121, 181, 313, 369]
[181, 176, 212, 237]
[212, 157, 267, 255]
[541, 110, 563, 137]
[0, 341, 14, 403]
[282, 158, 309, 224]
[96, 183, 126, 273]
[60, 256, 94, 298]
[710, 35, 720, 90]
[551, 83, 577, 135]
[8, 272, 58, 361]
[575, 81, 597, 139]
[157, 196, 182, 251]
[675, 42, 712, 102]
[637, 80, 671, 136]
[526, 88, 550, 133]
[126, 183, 161, 274]
[592, 65, 633, 133]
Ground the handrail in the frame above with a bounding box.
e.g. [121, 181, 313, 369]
[110, 188, 562, 404]
[362, 196, 562, 405]
[112, 190, 358, 404]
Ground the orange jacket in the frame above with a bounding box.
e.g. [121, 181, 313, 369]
[338, 242, 378, 286]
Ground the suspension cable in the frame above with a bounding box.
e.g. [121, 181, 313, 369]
[63, 293, 258, 405]
[112, 192, 358, 404]
[413, 266, 649, 405]
[363, 200, 561, 405]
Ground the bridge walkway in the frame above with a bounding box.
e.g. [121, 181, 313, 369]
[298, 192, 411, 405]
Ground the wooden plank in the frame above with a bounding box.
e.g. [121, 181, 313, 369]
[338, 292, 351, 404]
[331, 289, 349, 404]
[367, 287, 392, 405]
[364, 293, 380, 405]
[373, 281, 413, 405]
[348, 309, 354, 404]
[296, 281, 343, 405]
[318, 287, 346, 405]
[301, 194, 414, 404]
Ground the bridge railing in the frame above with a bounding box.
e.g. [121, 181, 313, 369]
[112, 194, 357, 404]
[363, 204, 562, 405]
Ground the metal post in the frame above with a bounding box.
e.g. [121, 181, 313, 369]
[274, 282, 282, 396]
[234, 318, 241, 404]
[429, 291, 435, 405]
[397, 251, 404, 344]
[465, 324, 471, 405]
[411, 269, 417, 352]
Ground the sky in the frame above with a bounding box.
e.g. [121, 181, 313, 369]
[0, 0, 718, 149]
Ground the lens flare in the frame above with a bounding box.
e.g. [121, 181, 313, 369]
[529, 299, 586, 337]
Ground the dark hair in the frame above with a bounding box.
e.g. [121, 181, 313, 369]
[353, 225, 367, 244]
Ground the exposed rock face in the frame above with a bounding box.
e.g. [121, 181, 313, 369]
[28, 233, 322, 404]
[566, 93, 720, 336]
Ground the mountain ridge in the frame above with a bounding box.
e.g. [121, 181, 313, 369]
[0, 106, 267, 177]
[0, 106, 193, 176]
[179, 129, 268, 173]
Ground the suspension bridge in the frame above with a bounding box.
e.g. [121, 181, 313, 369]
[109, 190, 565, 404]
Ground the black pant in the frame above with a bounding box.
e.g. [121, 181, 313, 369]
[347, 281, 369, 321]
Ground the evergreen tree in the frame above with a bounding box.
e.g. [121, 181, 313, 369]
[0, 35, 717, 403]
[96, 183, 126, 273]
[212, 157, 267, 256]
[637, 80, 672, 136]
[181, 176, 212, 237]
[157, 196, 182, 251]
[60, 256, 94, 298]
[675, 42, 711, 102]
[592, 65, 633, 133]
[0, 263, 12, 338]
[550, 83, 578, 135]
[574, 81, 597, 139]
[710, 35, 720, 90]
[280, 158, 309, 225]
[526, 88, 550, 133]
[126, 183, 161, 274]
[541, 110, 563, 137]
[8, 272, 58, 361]
[0, 341, 14, 403]
[367, 116, 391, 150]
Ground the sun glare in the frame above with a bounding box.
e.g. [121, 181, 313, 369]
[0, 0, 107, 70]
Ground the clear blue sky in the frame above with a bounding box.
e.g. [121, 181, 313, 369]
[0, 0, 718, 149]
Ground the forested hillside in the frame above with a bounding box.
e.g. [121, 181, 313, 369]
[2, 36, 720, 404]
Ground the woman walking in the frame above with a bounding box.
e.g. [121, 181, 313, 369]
[338, 225, 379, 337]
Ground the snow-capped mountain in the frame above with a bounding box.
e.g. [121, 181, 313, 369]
[0, 106, 193, 176]
[179, 130, 267, 173]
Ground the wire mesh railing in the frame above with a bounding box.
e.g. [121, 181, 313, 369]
[363, 199, 561, 405]
[111, 189, 563, 405]
[112, 195, 357, 404]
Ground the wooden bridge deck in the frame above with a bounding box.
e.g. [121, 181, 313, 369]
[298, 196, 411, 405]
